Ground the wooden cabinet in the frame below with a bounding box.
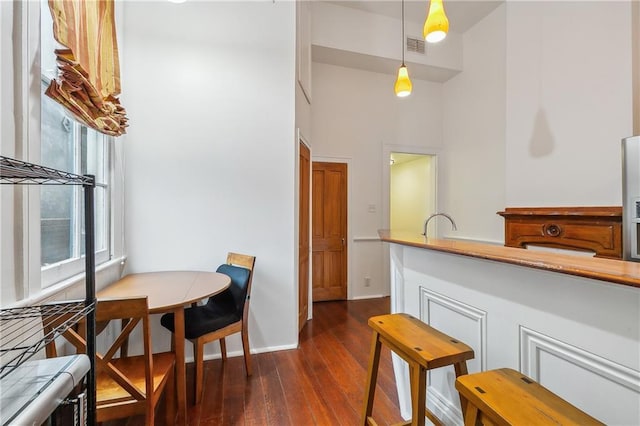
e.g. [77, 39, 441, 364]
[497, 207, 622, 259]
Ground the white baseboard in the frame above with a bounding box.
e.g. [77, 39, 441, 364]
[192, 342, 299, 364]
[428, 385, 464, 426]
[350, 294, 389, 300]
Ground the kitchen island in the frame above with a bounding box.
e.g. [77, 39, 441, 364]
[379, 230, 640, 425]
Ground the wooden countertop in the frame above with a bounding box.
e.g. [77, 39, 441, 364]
[378, 230, 640, 289]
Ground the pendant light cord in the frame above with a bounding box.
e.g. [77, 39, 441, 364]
[401, 0, 405, 66]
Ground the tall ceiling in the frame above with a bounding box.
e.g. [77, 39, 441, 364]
[315, 1, 505, 82]
[326, 1, 503, 32]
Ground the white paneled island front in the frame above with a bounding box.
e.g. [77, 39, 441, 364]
[379, 230, 640, 426]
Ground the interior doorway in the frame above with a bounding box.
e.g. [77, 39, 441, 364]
[389, 152, 437, 235]
[311, 161, 348, 301]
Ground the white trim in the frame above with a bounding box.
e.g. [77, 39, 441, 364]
[520, 326, 640, 393]
[382, 144, 442, 233]
[382, 144, 440, 299]
[199, 343, 299, 364]
[7, 256, 127, 309]
[353, 236, 380, 242]
[298, 129, 311, 152]
[349, 294, 387, 300]
[313, 155, 351, 163]
[402, 287, 488, 422]
[428, 385, 464, 425]
[297, 128, 313, 324]
[420, 287, 487, 371]
[388, 244, 409, 418]
[111, 137, 126, 263]
[38, 132, 113, 288]
[24, 0, 41, 300]
[389, 244, 404, 314]
[294, 128, 301, 325]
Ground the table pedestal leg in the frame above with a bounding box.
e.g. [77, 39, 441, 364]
[174, 308, 187, 424]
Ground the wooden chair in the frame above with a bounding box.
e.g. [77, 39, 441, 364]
[160, 252, 256, 403]
[362, 313, 474, 426]
[44, 297, 176, 425]
[455, 368, 605, 426]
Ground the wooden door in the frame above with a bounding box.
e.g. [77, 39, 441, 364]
[312, 162, 347, 301]
[298, 142, 310, 332]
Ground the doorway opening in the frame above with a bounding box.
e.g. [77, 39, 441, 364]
[311, 161, 348, 302]
[389, 152, 437, 235]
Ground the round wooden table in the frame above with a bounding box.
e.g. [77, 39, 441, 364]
[97, 271, 230, 424]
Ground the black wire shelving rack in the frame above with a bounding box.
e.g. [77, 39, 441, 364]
[0, 155, 97, 426]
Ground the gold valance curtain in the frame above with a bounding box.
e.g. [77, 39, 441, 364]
[46, 0, 128, 137]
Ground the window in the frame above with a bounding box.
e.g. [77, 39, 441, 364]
[0, 1, 122, 305]
[39, 1, 111, 287]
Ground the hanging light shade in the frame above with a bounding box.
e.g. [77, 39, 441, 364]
[423, 0, 449, 43]
[395, 0, 412, 97]
[395, 65, 412, 97]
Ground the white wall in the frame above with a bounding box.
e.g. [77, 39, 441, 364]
[634, 1, 639, 135]
[311, 62, 442, 298]
[120, 1, 297, 356]
[441, 4, 507, 244]
[312, 1, 463, 70]
[296, 0, 312, 141]
[441, 1, 633, 242]
[505, 1, 632, 207]
[295, 0, 312, 321]
[312, 2, 635, 300]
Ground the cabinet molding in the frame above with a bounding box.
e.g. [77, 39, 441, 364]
[520, 326, 640, 393]
[419, 287, 488, 371]
[498, 206, 622, 258]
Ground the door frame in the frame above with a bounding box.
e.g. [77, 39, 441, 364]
[297, 130, 312, 325]
[381, 144, 440, 298]
[382, 144, 441, 231]
[312, 155, 353, 300]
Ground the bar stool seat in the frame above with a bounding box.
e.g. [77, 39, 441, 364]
[362, 313, 475, 426]
[455, 368, 605, 426]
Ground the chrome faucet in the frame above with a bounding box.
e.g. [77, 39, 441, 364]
[422, 213, 457, 236]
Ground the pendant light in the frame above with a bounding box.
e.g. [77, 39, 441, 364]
[423, 0, 449, 43]
[394, 0, 412, 97]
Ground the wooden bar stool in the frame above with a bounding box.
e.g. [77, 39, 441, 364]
[455, 368, 605, 426]
[362, 313, 475, 426]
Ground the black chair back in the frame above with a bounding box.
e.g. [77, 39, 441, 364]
[211, 263, 251, 314]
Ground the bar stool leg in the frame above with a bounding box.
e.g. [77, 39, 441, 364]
[462, 403, 479, 426]
[362, 331, 383, 426]
[409, 363, 427, 426]
[454, 361, 469, 415]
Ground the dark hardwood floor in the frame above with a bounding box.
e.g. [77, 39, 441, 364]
[107, 297, 404, 425]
